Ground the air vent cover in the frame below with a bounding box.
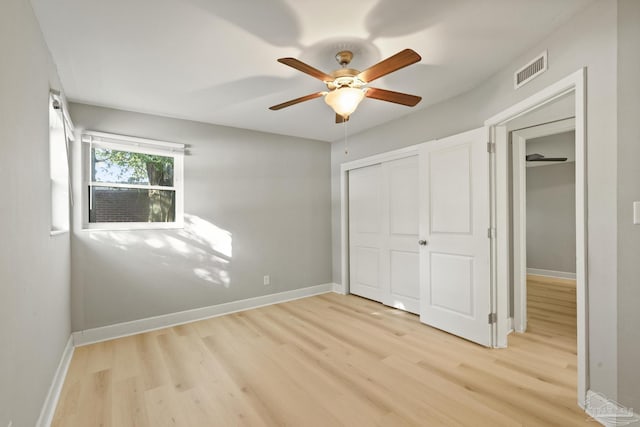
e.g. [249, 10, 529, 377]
[514, 51, 547, 89]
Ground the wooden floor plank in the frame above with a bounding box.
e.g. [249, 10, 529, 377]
[52, 276, 592, 426]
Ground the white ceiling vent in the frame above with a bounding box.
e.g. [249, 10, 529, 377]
[514, 51, 547, 89]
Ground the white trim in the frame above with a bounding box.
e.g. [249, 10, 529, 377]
[88, 140, 181, 158]
[88, 182, 176, 191]
[339, 142, 433, 296]
[83, 222, 184, 231]
[72, 283, 334, 346]
[513, 118, 576, 139]
[49, 96, 72, 234]
[485, 71, 578, 125]
[512, 132, 528, 333]
[573, 69, 588, 410]
[527, 268, 577, 280]
[82, 131, 184, 151]
[507, 317, 514, 335]
[485, 68, 588, 407]
[340, 143, 423, 172]
[36, 336, 74, 427]
[490, 125, 507, 348]
[332, 283, 346, 295]
[585, 390, 640, 426]
[340, 166, 349, 294]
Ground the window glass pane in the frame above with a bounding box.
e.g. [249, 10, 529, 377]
[89, 187, 176, 223]
[91, 147, 174, 186]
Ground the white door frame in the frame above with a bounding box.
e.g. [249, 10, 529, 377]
[512, 118, 576, 334]
[340, 143, 431, 295]
[485, 68, 588, 407]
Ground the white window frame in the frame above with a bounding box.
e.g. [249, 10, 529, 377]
[82, 131, 185, 230]
[49, 91, 73, 236]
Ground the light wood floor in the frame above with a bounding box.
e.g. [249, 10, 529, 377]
[526, 274, 578, 339]
[53, 277, 589, 426]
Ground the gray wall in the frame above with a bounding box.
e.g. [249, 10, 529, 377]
[68, 103, 332, 331]
[0, 0, 71, 426]
[331, 0, 619, 399]
[617, 0, 640, 411]
[526, 162, 576, 274]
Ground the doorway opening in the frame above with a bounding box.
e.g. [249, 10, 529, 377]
[510, 112, 580, 409]
[511, 116, 576, 333]
[486, 69, 587, 407]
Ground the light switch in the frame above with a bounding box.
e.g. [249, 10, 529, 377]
[634, 201, 640, 225]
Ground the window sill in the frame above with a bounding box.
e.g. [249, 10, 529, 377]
[82, 222, 184, 232]
[50, 229, 69, 237]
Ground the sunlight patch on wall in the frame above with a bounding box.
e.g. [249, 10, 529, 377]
[83, 213, 233, 287]
[181, 214, 233, 258]
[193, 267, 231, 287]
[165, 235, 190, 254]
[144, 237, 165, 249]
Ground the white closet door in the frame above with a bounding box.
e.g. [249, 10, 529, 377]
[348, 156, 420, 314]
[384, 156, 420, 313]
[349, 164, 384, 303]
[419, 128, 492, 346]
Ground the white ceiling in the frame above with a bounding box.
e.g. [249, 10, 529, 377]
[31, 0, 594, 142]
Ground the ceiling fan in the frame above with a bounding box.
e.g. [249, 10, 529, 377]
[269, 49, 423, 123]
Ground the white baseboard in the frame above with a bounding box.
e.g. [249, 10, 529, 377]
[332, 282, 346, 295]
[73, 283, 334, 346]
[527, 268, 576, 280]
[585, 390, 640, 426]
[36, 336, 74, 427]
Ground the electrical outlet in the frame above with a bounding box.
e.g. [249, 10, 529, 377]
[634, 201, 640, 225]
[263, 275, 270, 286]
[8, 421, 13, 427]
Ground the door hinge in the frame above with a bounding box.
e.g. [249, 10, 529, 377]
[487, 227, 496, 238]
[488, 313, 497, 324]
[487, 142, 495, 153]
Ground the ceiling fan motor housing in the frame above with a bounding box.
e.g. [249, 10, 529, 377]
[335, 50, 354, 67]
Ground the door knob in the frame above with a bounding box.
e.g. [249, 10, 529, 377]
[418, 240, 428, 246]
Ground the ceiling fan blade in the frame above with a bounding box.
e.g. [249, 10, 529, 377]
[365, 87, 422, 106]
[335, 114, 350, 124]
[269, 92, 325, 110]
[278, 58, 334, 82]
[357, 49, 421, 83]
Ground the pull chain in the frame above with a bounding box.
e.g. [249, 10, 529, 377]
[343, 118, 349, 156]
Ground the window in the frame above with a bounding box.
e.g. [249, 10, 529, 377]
[82, 131, 184, 230]
[49, 93, 71, 234]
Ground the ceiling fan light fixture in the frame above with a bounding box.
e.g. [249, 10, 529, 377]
[270, 49, 422, 123]
[324, 87, 365, 119]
